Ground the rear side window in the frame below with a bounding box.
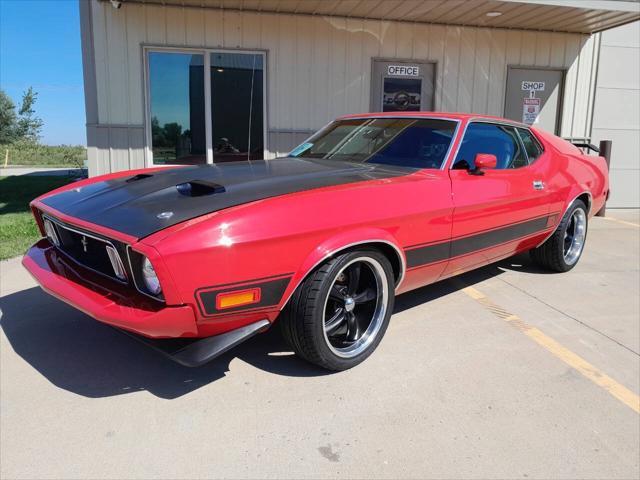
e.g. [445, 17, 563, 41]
[454, 123, 528, 170]
[517, 128, 543, 163]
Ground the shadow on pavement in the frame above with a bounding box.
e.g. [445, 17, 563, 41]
[0, 286, 330, 399]
[0, 253, 544, 400]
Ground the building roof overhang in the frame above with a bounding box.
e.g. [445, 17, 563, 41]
[107, 0, 640, 34]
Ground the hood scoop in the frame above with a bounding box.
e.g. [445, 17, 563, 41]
[126, 173, 154, 183]
[176, 180, 226, 197]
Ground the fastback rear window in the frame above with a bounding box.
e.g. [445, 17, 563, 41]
[289, 118, 457, 169]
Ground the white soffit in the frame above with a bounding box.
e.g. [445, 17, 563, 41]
[113, 0, 640, 34]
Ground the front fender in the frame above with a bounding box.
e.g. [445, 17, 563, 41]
[278, 227, 405, 310]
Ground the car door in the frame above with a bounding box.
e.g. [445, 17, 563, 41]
[442, 121, 554, 278]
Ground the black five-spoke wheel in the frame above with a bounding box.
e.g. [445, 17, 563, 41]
[281, 249, 395, 370]
[322, 258, 388, 358]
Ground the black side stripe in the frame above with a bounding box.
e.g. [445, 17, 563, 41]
[405, 215, 553, 269]
[196, 274, 293, 317]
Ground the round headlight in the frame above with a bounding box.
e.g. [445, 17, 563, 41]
[142, 257, 162, 295]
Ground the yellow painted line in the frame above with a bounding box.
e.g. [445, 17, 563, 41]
[599, 216, 640, 228]
[462, 285, 640, 414]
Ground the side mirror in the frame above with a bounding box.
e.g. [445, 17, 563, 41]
[473, 153, 497, 173]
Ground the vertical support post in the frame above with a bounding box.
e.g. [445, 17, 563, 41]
[204, 52, 213, 165]
[596, 140, 612, 217]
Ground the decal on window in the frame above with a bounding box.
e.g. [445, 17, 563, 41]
[289, 142, 313, 157]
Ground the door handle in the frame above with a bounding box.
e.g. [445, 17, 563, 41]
[533, 180, 545, 190]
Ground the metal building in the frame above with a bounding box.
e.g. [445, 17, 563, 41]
[80, 0, 640, 206]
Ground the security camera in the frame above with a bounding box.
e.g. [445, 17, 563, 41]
[110, 0, 122, 9]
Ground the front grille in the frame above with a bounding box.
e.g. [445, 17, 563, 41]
[43, 215, 128, 283]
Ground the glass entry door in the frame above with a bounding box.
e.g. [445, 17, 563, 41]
[210, 53, 264, 162]
[147, 49, 265, 165]
[148, 52, 206, 164]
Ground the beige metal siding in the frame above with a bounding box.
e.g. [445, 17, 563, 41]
[85, 0, 601, 173]
[591, 21, 640, 208]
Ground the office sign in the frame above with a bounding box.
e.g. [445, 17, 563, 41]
[387, 65, 420, 77]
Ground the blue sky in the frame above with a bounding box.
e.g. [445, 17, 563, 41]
[0, 0, 86, 145]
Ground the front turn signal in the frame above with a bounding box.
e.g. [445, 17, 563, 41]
[216, 288, 261, 310]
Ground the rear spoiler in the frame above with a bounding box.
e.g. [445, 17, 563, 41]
[572, 142, 600, 153]
[570, 142, 600, 154]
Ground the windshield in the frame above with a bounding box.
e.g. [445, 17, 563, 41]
[289, 118, 457, 169]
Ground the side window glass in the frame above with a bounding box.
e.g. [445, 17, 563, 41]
[517, 128, 543, 163]
[505, 127, 528, 168]
[454, 123, 527, 170]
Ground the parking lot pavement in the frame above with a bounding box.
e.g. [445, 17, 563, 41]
[1, 210, 638, 480]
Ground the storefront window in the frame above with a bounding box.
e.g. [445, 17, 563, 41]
[147, 50, 265, 165]
[148, 52, 206, 164]
[210, 52, 264, 162]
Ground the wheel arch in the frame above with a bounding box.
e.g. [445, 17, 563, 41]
[576, 191, 592, 214]
[278, 231, 406, 311]
[536, 190, 592, 248]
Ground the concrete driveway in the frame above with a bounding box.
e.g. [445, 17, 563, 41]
[1, 211, 638, 479]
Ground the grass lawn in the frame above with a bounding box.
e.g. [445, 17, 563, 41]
[2, 144, 86, 168]
[0, 176, 75, 260]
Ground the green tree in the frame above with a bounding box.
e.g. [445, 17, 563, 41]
[0, 90, 18, 144]
[162, 122, 182, 147]
[15, 87, 43, 143]
[0, 87, 43, 145]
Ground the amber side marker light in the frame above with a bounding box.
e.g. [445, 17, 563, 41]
[216, 288, 261, 310]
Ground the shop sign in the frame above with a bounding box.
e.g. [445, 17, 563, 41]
[521, 81, 545, 92]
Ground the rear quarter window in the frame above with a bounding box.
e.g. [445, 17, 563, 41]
[517, 128, 544, 163]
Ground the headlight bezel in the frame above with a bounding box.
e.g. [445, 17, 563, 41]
[126, 246, 165, 302]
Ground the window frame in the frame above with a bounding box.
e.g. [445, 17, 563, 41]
[450, 119, 540, 171]
[142, 45, 268, 167]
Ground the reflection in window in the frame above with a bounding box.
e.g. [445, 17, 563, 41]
[149, 52, 205, 164]
[382, 78, 422, 112]
[289, 118, 456, 169]
[517, 128, 543, 163]
[211, 53, 264, 162]
[454, 123, 528, 170]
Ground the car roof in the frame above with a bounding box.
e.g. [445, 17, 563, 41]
[338, 111, 529, 128]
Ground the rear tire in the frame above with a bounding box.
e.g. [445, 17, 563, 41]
[280, 249, 395, 371]
[530, 199, 588, 272]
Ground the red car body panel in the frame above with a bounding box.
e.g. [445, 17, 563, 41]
[22, 113, 609, 342]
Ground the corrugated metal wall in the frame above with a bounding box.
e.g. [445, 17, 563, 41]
[85, 0, 600, 176]
[590, 21, 640, 208]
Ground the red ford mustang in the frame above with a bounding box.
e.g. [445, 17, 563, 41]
[23, 113, 609, 370]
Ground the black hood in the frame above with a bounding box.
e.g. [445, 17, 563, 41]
[40, 157, 414, 239]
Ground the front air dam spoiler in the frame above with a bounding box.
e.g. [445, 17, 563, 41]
[119, 319, 271, 367]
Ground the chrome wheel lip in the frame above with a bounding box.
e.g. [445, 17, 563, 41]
[321, 257, 389, 359]
[563, 208, 587, 266]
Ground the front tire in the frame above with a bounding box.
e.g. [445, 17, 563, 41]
[530, 199, 588, 272]
[280, 249, 395, 371]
